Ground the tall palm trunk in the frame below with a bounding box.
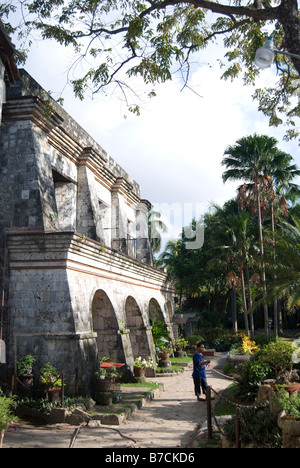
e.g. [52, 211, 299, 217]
[239, 264, 249, 336]
[256, 188, 269, 337]
[231, 287, 238, 333]
[270, 201, 279, 338]
[246, 264, 255, 339]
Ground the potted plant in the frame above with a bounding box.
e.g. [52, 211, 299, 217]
[228, 335, 258, 364]
[94, 356, 118, 392]
[187, 335, 203, 346]
[17, 354, 36, 377]
[151, 318, 171, 354]
[94, 367, 112, 392]
[173, 337, 188, 357]
[39, 363, 62, 402]
[259, 340, 300, 392]
[158, 344, 173, 361]
[133, 357, 156, 377]
[275, 390, 300, 448]
[17, 354, 36, 396]
[0, 394, 16, 448]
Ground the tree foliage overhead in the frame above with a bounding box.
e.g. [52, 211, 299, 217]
[2, 0, 300, 139]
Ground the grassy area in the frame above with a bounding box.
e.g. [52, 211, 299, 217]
[156, 365, 184, 373]
[121, 382, 161, 391]
[91, 381, 162, 415]
[169, 356, 193, 364]
[155, 355, 192, 374]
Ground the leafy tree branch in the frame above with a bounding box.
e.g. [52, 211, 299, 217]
[2, 0, 300, 138]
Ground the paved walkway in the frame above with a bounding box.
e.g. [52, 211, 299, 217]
[3, 353, 232, 449]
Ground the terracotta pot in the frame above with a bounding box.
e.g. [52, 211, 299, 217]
[159, 351, 170, 361]
[174, 350, 185, 358]
[271, 383, 300, 393]
[284, 383, 300, 393]
[46, 388, 61, 403]
[133, 366, 146, 377]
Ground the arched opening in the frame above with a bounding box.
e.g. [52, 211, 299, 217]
[125, 296, 150, 359]
[149, 298, 164, 324]
[92, 290, 125, 362]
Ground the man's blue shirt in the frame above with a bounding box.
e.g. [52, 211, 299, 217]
[192, 351, 206, 379]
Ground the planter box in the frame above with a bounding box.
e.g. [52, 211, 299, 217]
[203, 349, 215, 357]
[227, 354, 251, 363]
[278, 411, 300, 448]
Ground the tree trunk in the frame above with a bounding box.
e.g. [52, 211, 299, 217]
[240, 264, 249, 336]
[231, 287, 238, 333]
[257, 190, 269, 336]
[246, 264, 255, 339]
[271, 201, 278, 338]
[279, 0, 300, 75]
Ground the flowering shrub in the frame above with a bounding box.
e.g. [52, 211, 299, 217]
[239, 336, 259, 355]
[95, 366, 121, 380]
[292, 339, 300, 364]
[134, 357, 156, 369]
[230, 334, 259, 356]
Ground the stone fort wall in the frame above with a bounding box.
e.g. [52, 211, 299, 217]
[0, 68, 174, 391]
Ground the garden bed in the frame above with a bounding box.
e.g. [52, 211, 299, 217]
[155, 365, 185, 376]
[15, 382, 163, 426]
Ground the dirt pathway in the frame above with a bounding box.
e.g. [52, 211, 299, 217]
[3, 353, 232, 449]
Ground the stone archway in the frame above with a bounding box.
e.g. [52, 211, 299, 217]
[149, 298, 164, 324]
[91, 290, 125, 362]
[125, 296, 151, 359]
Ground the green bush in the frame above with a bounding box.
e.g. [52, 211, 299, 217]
[242, 360, 273, 386]
[0, 394, 16, 433]
[17, 396, 90, 413]
[257, 340, 295, 382]
[204, 328, 240, 352]
[273, 389, 300, 420]
[233, 358, 274, 402]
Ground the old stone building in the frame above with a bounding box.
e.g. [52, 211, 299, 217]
[0, 29, 174, 392]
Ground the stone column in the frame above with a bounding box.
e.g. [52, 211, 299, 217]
[136, 199, 153, 265]
[111, 178, 132, 254]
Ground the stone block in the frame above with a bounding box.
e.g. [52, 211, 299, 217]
[48, 408, 68, 424]
[101, 413, 123, 426]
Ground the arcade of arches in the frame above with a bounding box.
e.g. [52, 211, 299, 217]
[92, 290, 174, 365]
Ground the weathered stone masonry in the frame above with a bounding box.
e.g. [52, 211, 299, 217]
[0, 65, 175, 392]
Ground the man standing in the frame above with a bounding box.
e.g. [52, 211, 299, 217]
[192, 342, 210, 401]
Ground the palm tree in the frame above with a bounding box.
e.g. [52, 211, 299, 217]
[263, 151, 300, 336]
[221, 134, 298, 336]
[210, 202, 256, 336]
[148, 210, 168, 255]
[265, 216, 300, 313]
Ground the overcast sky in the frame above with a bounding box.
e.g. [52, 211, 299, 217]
[10, 15, 300, 247]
